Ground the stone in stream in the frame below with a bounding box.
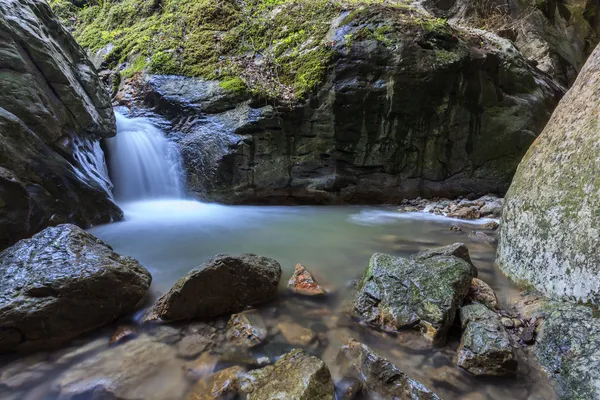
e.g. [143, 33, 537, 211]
[238, 348, 335, 399]
[187, 366, 245, 400]
[335, 339, 439, 399]
[110, 325, 138, 345]
[468, 231, 497, 245]
[288, 263, 327, 296]
[411, 242, 477, 277]
[353, 252, 474, 342]
[154, 254, 281, 321]
[54, 334, 187, 399]
[0, 224, 151, 352]
[468, 278, 499, 310]
[276, 321, 317, 347]
[227, 310, 268, 348]
[456, 303, 517, 376]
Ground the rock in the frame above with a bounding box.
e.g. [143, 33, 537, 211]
[456, 304, 517, 376]
[239, 349, 335, 399]
[183, 352, 220, 379]
[479, 201, 503, 217]
[469, 278, 499, 310]
[520, 325, 536, 345]
[186, 366, 245, 400]
[0, 0, 121, 250]
[479, 221, 499, 230]
[336, 339, 439, 399]
[288, 264, 327, 296]
[535, 301, 600, 399]
[449, 225, 462, 232]
[54, 335, 187, 400]
[497, 43, 600, 305]
[448, 207, 481, 220]
[335, 376, 363, 400]
[501, 317, 514, 328]
[110, 325, 137, 345]
[0, 224, 151, 352]
[154, 254, 281, 321]
[227, 310, 268, 348]
[353, 252, 474, 342]
[276, 321, 316, 347]
[468, 231, 497, 244]
[177, 334, 212, 359]
[411, 242, 477, 276]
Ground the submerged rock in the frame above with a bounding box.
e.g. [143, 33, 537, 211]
[353, 252, 474, 342]
[336, 339, 439, 399]
[456, 304, 517, 376]
[54, 335, 187, 399]
[239, 349, 335, 400]
[187, 366, 245, 400]
[154, 254, 281, 321]
[497, 43, 600, 305]
[276, 321, 316, 347]
[535, 301, 600, 399]
[0, 224, 151, 352]
[288, 264, 327, 296]
[227, 310, 268, 348]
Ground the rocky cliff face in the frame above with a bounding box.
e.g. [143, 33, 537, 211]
[497, 43, 600, 304]
[424, 0, 599, 87]
[0, 0, 121, 249]
[117, 6, 562, 204]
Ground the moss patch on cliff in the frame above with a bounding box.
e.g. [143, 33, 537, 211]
[50, 0, 419, 100]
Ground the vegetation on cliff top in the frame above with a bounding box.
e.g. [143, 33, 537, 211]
[49, 0, 419, 100]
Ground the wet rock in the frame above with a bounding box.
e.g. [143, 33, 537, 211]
[110, 325, 137, 345]
[227, 310, 268, 348]
[479, 201, 503, 218]
[0, 224, 151, 352]
[457, 304, 517, 376]
[468, 231, 497, 244]
[520, 325, 536, 345]
[335, 376, 363, 400]
[151, 325, 183, 345]
[288, 263, 327, 296]
[276, 321, 316, 347]
[469, 278, 499, 310]
[354, 252, 474, 342]
[411, 242, 477, 277]
[239, 349, 334, 399]
[448, 207, 480, 220]
[183, 352, 220, 379]
[336, 339, 439, 399]
[449, 225, 462, 232]
[154, 254, 281, 321]
[501, 318, 514, 328]
[479, 221, 499, 230]
[186, 366, 245, 400]
[177, 334, 212, 359]
[535, 301, 600, 399]
[54, 335, 187, 399]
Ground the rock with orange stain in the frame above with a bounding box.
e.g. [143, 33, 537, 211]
[186, 366, 245, 400]
[287, 264, 327, 296]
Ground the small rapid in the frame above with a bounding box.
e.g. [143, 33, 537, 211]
[106, 112, 184, 201]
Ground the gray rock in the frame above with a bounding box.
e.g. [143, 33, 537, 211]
[227, 310, 268, 348]
[239, 349, 334, 399]
[353, 252, 474, 342]
[53, 335, 187, 400]
[497, 43, 600, 305]
[0, 224, 151, 352]
[154, 254, 281, 321]
[535, 301, 600, 399]
[457, 303, 517, 376]
[336, 339, 439, 399]
[411, 242, 477, 277]
[0, 0, 121, 250]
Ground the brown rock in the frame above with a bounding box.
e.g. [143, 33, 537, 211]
[288, 263, 327, 296]
[448, 207, 481, 220]
[183, 352, 220, 379]
[227, 310, 268, 348]
[277, 321, 316, 346]
[110, 325, 137, 345]
[469, 278, 499, 310]
[187, 366, 245, 400]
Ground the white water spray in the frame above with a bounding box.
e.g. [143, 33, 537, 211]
[106, 112, 184, 201]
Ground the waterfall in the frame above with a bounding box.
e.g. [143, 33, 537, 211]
[106, 112, 184, 201]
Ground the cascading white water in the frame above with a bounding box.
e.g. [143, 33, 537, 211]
[106, 112, 184, 201]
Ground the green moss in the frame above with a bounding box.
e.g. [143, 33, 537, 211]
[121, 55, 147, 79]
[219, 77, 247, 94]
[148, 51, 178, 75]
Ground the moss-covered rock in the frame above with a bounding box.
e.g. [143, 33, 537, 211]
[353, 251, 474, 342]
[496, 43, 600, 305]
[456, 303, 517, 376]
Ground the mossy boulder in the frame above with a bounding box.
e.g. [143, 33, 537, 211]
[0, 224, 151, 352]
[0, 0, 121, 249]
[353, 251, 474, 342]
[535, 301, 600, 399]
[456, 303, 517, 376]
[154, 254, 282, 321]
[496, 43, 600, 304]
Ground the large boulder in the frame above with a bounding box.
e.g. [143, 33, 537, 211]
[0, 224, 151, 352]
[535, 301, 600, 399]
[336, 339, 439, 399]
[0, 0, 121, 249]
[353, 251, 474, 342]
[238, 349, 335, 400]
[456, 303, 517, 376]
[154, 254, 281, 321]
[496, 43, 600, 305]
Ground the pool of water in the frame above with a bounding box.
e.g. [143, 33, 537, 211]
[0, 200, 555, 399]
